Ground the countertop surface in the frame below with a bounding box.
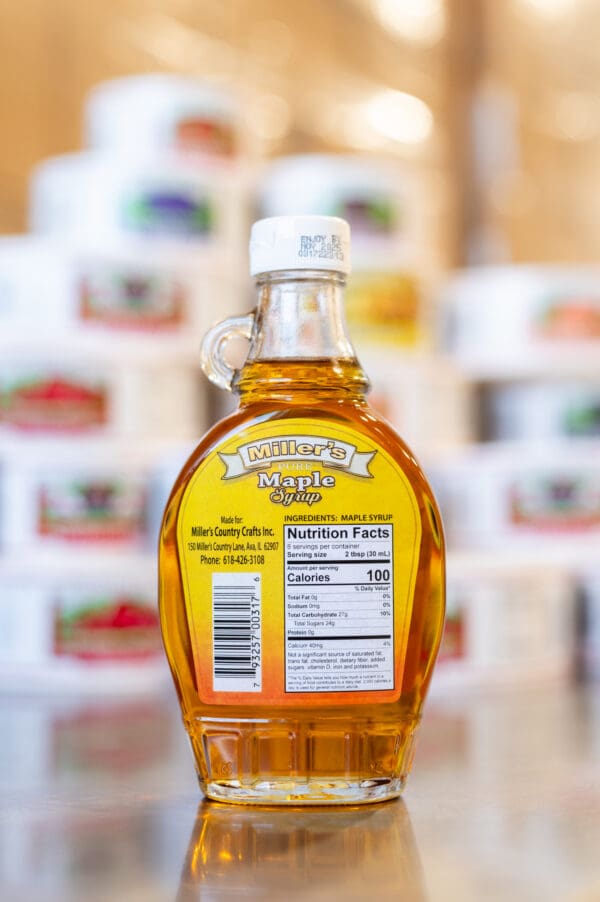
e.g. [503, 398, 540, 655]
[1, 683, 599, 901]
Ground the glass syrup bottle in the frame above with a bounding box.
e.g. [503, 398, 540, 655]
[159, 215, 445, 805]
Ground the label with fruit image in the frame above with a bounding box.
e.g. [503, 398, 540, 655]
[534, 294, 600, 340]
[38, 477, 147, 543]
[509, 474, 600, 530]
[0, 373, 108, 432]
[54, 594, 161, 661]
[122, 188, 214, 237]
[174, 117, 235, 156]
[78, 267, 187, 329]
[345, 271, 421, 345]
[331, 196, 397, 236]
[177, 418, 421, 706]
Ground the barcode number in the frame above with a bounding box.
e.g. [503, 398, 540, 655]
[212, 573, 262, 692]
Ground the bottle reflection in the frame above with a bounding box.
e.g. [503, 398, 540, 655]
[177, 799, 426, 900]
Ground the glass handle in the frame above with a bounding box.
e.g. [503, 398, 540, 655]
[200, 312, 255, 392]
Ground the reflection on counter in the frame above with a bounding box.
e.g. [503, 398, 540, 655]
[178, 799, 426, 901]
[0, 687, 599, 900]
[0, 693, 177, 793]
[1, 808, 161, 902]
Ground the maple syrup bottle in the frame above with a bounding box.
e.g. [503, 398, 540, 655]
[159, 215, 445, 805]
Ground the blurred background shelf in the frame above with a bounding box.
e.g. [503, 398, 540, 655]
[0, 0, 599, 693]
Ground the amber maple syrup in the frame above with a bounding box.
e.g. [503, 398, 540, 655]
[159, 216, 445, 805]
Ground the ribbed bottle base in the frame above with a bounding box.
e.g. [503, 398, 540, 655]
[187, 714, 418, 806]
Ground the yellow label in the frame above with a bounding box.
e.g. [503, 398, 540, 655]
[346, 271, 422, 346]
[177, 418, 421, 706]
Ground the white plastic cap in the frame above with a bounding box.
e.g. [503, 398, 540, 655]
[249, 215, 351, 277]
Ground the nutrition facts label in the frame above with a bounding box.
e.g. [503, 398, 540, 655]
[283, 522, 395, 693]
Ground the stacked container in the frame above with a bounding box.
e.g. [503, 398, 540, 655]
[258, 154, 472, 455]
[432, 265, 600, 688]
[0, 75, 249, 692]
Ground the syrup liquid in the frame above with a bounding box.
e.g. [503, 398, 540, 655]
[160, 356, 444, 804]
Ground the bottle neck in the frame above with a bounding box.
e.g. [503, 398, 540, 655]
[235, 269, 368, 402]
[249, 269, 355, 360]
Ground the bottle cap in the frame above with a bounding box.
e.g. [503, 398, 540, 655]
[249, 215, 351, 276]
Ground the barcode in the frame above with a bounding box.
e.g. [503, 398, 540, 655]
[212, 573, 262, 692]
